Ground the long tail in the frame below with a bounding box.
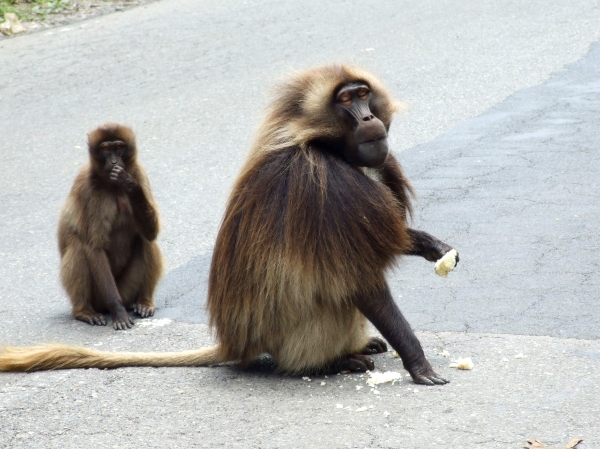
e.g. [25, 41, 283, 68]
[0, 343, 224, 372]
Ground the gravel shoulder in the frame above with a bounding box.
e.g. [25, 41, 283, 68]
[0, 0, 158, 37]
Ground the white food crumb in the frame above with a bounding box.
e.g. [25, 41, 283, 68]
[366, 371, 403, 387]
[135, 318, 172, 327]
[515, 353, 525, 359]
[356, 386, 363, 390]
[373, 390, 380, 395]
[449, 357, 474, 370]
[392, 351, 400, 358]
[356, 406, 368, 412]
[302, 377, 311, 382]
[441, 350, 450, 358]
[335, 404, 344, 409]
[435, 249, 458, 277]
[383, 411, 391, 417]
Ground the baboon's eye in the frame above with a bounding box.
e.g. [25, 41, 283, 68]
[358, 88, 370, 99]
[338, 92, 352, 106]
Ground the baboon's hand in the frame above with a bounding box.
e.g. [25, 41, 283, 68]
[110, 165, 137, 192]
[407, 360, 449, 386]
[111, 308, 134, 330]
[431, 243, 457, 263]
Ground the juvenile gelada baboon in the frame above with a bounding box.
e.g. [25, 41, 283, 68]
[58, 123, 163, 330]
[0, 66, 458, 385]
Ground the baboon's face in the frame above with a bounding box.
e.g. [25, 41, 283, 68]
[334, 82, 389, 168]
[98, 140, 128, 173]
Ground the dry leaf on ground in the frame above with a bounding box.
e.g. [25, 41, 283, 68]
[0, 13, 25, 36]
[524, 438, 583, 449]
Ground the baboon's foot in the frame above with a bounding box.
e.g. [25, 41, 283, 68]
[359, 337, 388, 355]
[327, 354, 375, 374]
[133, 300, 155, 318]
[74, 310, 107, 326]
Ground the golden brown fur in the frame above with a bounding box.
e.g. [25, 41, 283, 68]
[0, 67, 452, 384]
[59, 123, 163, 329]
[207, 65, 414, 373]
[0, 344, 220, 371]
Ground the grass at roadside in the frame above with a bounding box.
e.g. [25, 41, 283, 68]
[0, 0, 68, 23]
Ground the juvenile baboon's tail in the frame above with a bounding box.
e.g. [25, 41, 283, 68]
[0, 344, 224, 372]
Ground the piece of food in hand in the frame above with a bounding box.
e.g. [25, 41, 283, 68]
[435, 249, 458, 277]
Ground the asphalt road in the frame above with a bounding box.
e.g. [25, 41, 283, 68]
[1, 1, 600, 448]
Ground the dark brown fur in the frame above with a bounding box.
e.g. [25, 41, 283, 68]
[0, 68, 455, 385]
[208, 137, 412, 372]
[207, 66, 452, 383]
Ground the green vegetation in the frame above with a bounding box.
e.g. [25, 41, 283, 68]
[0, 0, 68, 23]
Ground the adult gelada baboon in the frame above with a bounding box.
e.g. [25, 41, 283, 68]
[58, 123, 163, 329]
[0, 66, 458, 385]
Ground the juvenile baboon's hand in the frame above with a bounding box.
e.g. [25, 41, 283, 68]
[110, 165, 137, 192]
[111, 308, 134, 330]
